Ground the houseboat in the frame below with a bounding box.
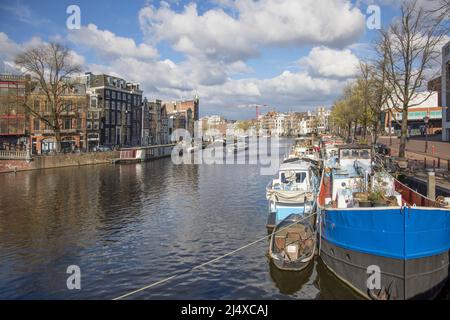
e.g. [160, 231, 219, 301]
[266, 160, 319, 233]
[227, 141, 249, 153]
[317, 144, 450, 299]
[284, 137, 318, 162]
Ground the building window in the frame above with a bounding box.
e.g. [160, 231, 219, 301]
[64, 118, 72, 130]
[34, 100, 40, 111]
[90, 96, 97, 108]
[0, 84, 8, 95]
[105, 89, 110, 98]
[65, 101, 72, 112]
[34, 119, 40, 131]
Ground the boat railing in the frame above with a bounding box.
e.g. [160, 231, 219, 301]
[394, 179, 439, 207]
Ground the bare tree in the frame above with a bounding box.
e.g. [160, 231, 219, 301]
[427, 0, 450, 27]
[378, 0, 445, 158]
[371, 38, 395, 146]
[358, 63, 371, 140]
[15, 42, 81, 153]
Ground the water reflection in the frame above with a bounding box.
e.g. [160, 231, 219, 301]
[269, 259, 314, 295]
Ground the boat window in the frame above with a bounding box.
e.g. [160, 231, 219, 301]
[351, 149, 359, 158]
[296, 172, 306, 183]
[360, 149, 370, 159]
[281, 173, 286, 183]
[341, 150, 350, 159]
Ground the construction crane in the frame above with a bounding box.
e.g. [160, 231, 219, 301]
[239, 104, 274, 119]
[224, 104, 276, 119]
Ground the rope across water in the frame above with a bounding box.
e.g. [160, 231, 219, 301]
[112, 211, 318, 300]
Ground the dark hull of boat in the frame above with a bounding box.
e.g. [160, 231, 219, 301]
[270, 255, 313, 272]
[320, 238, 449, 300]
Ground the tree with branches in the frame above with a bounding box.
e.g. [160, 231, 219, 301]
[378, 0, 445, 158]
[15, 42, 82, 153]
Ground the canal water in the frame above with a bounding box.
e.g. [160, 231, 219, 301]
[0, 139, 447, 299]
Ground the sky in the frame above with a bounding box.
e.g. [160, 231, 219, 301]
[0, 0, 442, 119]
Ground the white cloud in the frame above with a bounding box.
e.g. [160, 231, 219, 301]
[300, 46, 360, 78]
[0, 33, 85, 74]
[82, 52, 349, 118]
[2, 0, 368, 119]
[68, 50, 85, 66]
[2, 30, 353, 118]
[0, 33, 49, 74]
[68, 24, 158, 60]
[139, 0, 365, 62]
[0, 32, 22, 61]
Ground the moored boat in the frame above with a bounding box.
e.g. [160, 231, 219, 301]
[227, 141, 249, 153]
[269, 214, 316, 271]
[317, 144, 450, 300]
[266, 160, 319, 232]
[284, 137, 318, 162]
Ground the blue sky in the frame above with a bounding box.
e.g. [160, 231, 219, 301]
[0, 0, 408, 119]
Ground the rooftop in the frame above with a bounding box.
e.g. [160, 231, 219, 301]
[279, 160, 313, 171]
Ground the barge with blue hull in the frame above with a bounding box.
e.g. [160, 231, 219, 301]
[317, 144, 450, 300]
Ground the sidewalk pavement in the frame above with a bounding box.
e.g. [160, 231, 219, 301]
[378, 136, 450, 161]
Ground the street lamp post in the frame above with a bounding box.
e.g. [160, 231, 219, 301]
[389, 111, 393, 146]
[423, 115, 430, 153]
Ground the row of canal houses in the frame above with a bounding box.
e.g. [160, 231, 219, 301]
[0, 72, 199, 154]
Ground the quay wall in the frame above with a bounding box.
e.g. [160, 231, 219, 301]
[0, 151, 119, 174]
[399, 174, 450, 197]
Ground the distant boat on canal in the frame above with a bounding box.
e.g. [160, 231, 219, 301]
[227, 141, 249, 153]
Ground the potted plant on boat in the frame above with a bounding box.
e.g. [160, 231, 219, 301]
[368, 190, 388, 207]
[353, 192, 371, 207]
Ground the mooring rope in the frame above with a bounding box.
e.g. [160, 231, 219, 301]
[112, 211, 317, 300]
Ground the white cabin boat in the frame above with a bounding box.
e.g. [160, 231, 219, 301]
[266, 160, 319, 231]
